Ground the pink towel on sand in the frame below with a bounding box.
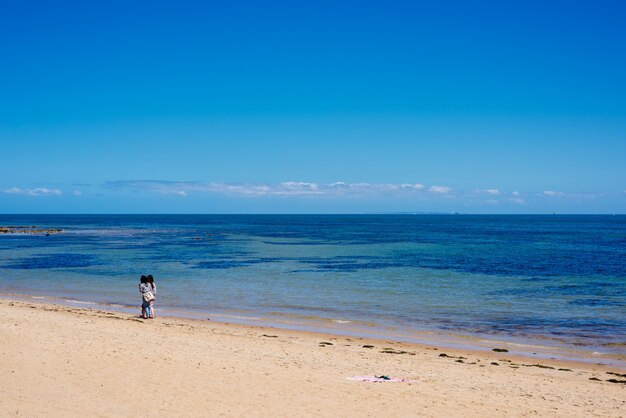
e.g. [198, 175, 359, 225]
[348, 376, 418, 383]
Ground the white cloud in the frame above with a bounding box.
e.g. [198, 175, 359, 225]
[428, 185, 452, 194]
[276, 182, 322, 195]
[61, 180, 625, 205]
[401, 183, 425, 190]
[105, 180, 442, 198]
[536, 190, 611, 200]
[3, 187, 62, 196]
[542, 190, 565, 197]
[72, 190, 82, 196]
[475, 188, 501, 195]
[329, 181, 348, 188]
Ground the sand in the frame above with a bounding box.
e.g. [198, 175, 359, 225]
[0, 299, 624, 417]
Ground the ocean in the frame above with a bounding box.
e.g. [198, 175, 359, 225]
[1, 214, 625, 357]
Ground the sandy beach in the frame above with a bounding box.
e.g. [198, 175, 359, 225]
[0, 298, 624, 417]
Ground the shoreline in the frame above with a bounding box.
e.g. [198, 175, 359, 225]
[1, 297, 625, 416]
[2, 292, 625, 369]
[3, 293, 626, 371]
[0, 293, 626, 370]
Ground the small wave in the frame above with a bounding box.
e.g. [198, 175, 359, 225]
[100, 302, 134, 308]
[64, 299, 96, 305]
[603, 342, 626, 347]
[208, 313, 262, 321]
[334, 320, 352, 324]
[502, 342, 554, 349]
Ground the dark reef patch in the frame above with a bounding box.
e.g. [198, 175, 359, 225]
[3, 253, 99, 269]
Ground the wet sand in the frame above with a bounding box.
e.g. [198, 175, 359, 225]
[0, 299, 624, 417]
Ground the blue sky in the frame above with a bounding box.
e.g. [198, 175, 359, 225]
[1, 0, 624, 213]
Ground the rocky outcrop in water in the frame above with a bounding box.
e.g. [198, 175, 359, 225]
[0, 226, 63, 235]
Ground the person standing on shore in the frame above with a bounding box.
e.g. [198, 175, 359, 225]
[139, 275, 154, 319]
[146, 274, 156, 319]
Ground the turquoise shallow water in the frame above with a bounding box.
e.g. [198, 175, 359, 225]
[0, 214, 625, 355]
